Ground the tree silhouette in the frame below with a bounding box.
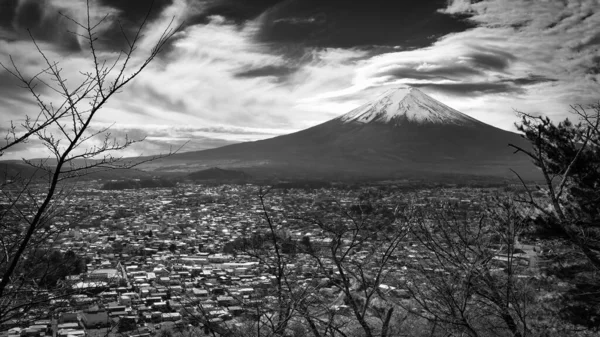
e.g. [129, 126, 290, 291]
[0, 0, 181, 326]
[510, 104, 600, 269]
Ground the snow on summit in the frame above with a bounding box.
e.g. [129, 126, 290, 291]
[339, 87, 482, 126]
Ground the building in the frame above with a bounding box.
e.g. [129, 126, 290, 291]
[81, 309, 110, 328]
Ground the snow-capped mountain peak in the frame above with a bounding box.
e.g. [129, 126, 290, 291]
[338, 86, 481, 126]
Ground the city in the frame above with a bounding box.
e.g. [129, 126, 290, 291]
[1, 0, 598, 336]
[1, 180, 560, 336]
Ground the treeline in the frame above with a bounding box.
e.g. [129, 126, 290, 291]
[101, 178, 176, 190]
[11, 249, 88, 289]
[271, 180, 333, 190]
[187, 167, 249, 182]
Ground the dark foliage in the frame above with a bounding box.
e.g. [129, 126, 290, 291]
[512, 103, 600, 330]
[187, 167, 249, 182]
[26, 250, 87, 289]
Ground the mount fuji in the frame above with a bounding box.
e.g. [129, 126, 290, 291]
[143, 87, 538, 180]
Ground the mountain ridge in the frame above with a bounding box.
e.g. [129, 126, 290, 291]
[139, 87, 539, 180]
[0, 87, 538, 182]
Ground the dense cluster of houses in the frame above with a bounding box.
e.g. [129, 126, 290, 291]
[1, 182, 541, 337]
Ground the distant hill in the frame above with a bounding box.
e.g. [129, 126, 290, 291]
[0, 160, 172, 183]
[0, 161, 47, 182]
[187, 167, 250, 182]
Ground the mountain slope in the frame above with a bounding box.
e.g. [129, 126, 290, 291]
[187, 167, 250, 181]
[142, 87, 538, 180]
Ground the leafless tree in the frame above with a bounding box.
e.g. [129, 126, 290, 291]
[403, 198, 537, 337]
[182, 187, 311, 337]
[286, 191, 411, 337]
[0, 0, 181, 326]
[175, 188, 412, 337]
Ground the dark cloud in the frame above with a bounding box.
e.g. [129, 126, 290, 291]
[0, 0, 145, 53]
[1, 0, 179, 53]
[0, 0, 19, 29]
[545, 13, 570, 29]
[14, 1, 42, 27]
[233, 64, 297, 82]
[187, 0, 285, 25]
[93, 0, 175, 52]
[376, 64, 482, 81]
[464, 48, 516, 72]
[1, 0, 478, 60]
[0, 70, 52, 106]
[92, 20, 142, 52]
[410, 82, 524, 96]
[587, 56, 600, 77]
[579, 11, 594, 22]
[127, 82, 188, 114]
[506, 75, 557, 86]
[254, 0, 476, 50]
[0, 71, 24, 93]
[510, 20, 530, 30]
[573, 32, 600, 52]
[97, 0, 174, 23]
[2, 0, 80, 51]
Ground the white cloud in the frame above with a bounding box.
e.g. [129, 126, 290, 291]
[439, 0, 473, 15]
[318, 0, 600, 130]
[2, 0, 600, 160]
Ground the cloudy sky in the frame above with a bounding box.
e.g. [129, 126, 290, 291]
[1, 0, 599, 159]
